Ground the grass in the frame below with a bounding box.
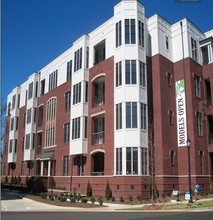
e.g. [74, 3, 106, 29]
[162, 200, 213, 210]
[128, 200, 213, 211]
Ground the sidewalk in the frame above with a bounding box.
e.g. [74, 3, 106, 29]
[1, 189, 213, 212]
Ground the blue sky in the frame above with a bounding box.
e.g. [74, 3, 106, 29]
[1, 0, 213, 102]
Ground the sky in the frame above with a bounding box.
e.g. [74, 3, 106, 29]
[1, 0, 213, 103]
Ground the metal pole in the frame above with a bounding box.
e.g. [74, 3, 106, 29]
[180, 21, 193, 203]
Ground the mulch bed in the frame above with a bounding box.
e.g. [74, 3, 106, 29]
[25, 195, 104, 208]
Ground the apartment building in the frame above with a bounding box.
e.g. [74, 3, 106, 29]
[2, 0, 213, 199]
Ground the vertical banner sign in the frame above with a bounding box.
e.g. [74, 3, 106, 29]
[176, 80, 187, 147]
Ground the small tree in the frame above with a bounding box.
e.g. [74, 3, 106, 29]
[10, 176, 14, 185]
[14, 176, 17, 185]
[105, 180, 112, 200]
[17, 175, 21, 185]
[86, 181, 92, 197]
[5, 175, 8, 184]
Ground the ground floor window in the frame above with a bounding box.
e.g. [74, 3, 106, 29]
[126, 147, 138, 175]
[116, 148, 122, 175]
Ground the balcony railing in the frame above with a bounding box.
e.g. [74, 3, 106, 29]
[92, 131, 104, 145]
[93, 94, 105, 107]
[209, 133, 213, 145]
[91, 171, 104, 176]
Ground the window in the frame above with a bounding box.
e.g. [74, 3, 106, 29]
[67, 60, 72, 81]
[141, 148, 148, 175]
[46, 98, 56, 121]
[139, 61, 146, 87]
[25, 91, 28, 105]
[49, 70, 58, 92]
[73, 82, 81, 105]
[116, 20, 122, 47]
[40, 79, 45, 95]
[35, 82, 38, 98]
[126, 147, 138, 175]
[72, 117, 81, 140]
[22, 137, 25, 152]
[14, 140, 17, 153]
[21, 161, 25, 176]
[125, 19, 135, 44]
[191, 37, 197, 61]
[7, 102, 11, 116]
[33, 108, 36, 123]
[38, 106, 44, 127]
[28, 82, 33, 99]
[166, 72, 172, 87]
[65, 91, 71, 111]
[126, 102, 137, 128]
[74, 47, 82, 72]
[63, 156, 69, 176]
[12, 95, 16, 109]
[85, 82, 88, 103]
[194, 74, 201, 98]
[116, 61, 122, 87]
[77, 155, 84, 176]
[64, 123, 70, 143]
[165, 36, 169, 50]
[86, 47, 89, 69]
[138, 20, 144, 47]
[9, 140, 13, 153]
[125, 60, 136, 84]
[15, 117, 19, 130]
[116, 103, 122, 130]
[84, 117, 88, 138]
[27, 108, 32, 124]
[170, 150, 175, 166]
[168, 110, 174, 125]
[141, 103, 147, 130]
[116, 148, 122, 175]
[199, 151, 204, 175]
[23, 113, 26, 128]
[10, 117, 14, 131]
[17, 94, 20, 108]
[25, 134, 30, 149]
[196, 112, 203, 136]
[46, 98, 56, 147]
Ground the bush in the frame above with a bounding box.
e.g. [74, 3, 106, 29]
[128, 195, 133, 202]
[86, 181, 92, 197]
[60, 196, 67, 202]
[70, 196, 76, 203]
[49, 194, 54, 201]
[77, 193, 81, 202]
[54, 194, 58, 200]
[111, 196, 115, 202]
[119, 196, 124, 202]
[136, 194, 142, 202]
[14, 176, 17, 185]
[105, 180, 112, 201]
[90, 196, 96, 204]
[5, 175, 8, 184]
[98, 197, 103, 206]
[17, 175, 21, 185]
[40, 192, 47, 199]
[10, 176, 15, 185]
[81, 198, 88, 203]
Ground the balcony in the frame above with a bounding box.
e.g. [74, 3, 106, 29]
[92, 131, 104, 145]
[93, 93, 105, 107]
[209, 133, 213, 145]
[91, 171, 104, 176]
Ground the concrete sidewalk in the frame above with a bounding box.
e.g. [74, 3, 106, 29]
[1, 189, 213, 212]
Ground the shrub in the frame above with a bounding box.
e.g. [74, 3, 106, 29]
[77, 193, 81, 202]
[136, 194, 142, 202]
[5, 175, 8, 184]
[70, 196, 76, 203]
[14, 176, 17, 185]
[40, 192, 47, 199]
[49, 194, 54, 201]
[128, 195, 133, 202]
[25, 176, 29, 187]
[60, 196, 67, 202]
[90, 196, 95, 204]
[105, 180, 112, 201]
[81, 198, 88, 203]
[98, 197, 103, 206]
[17, 175, 21, 185]
[50, 178, 56, 189]
[86, 181, 92, 197]
[111, 196, 115, 202]
[54, 194, 58, 200]
[119, 196, 124, 202]
[10, 176, 15, 185]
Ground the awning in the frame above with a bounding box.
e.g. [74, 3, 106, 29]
[40, 151, 54, 160]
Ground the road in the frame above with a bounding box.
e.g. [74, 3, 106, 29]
[2, 211, 213, 220]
